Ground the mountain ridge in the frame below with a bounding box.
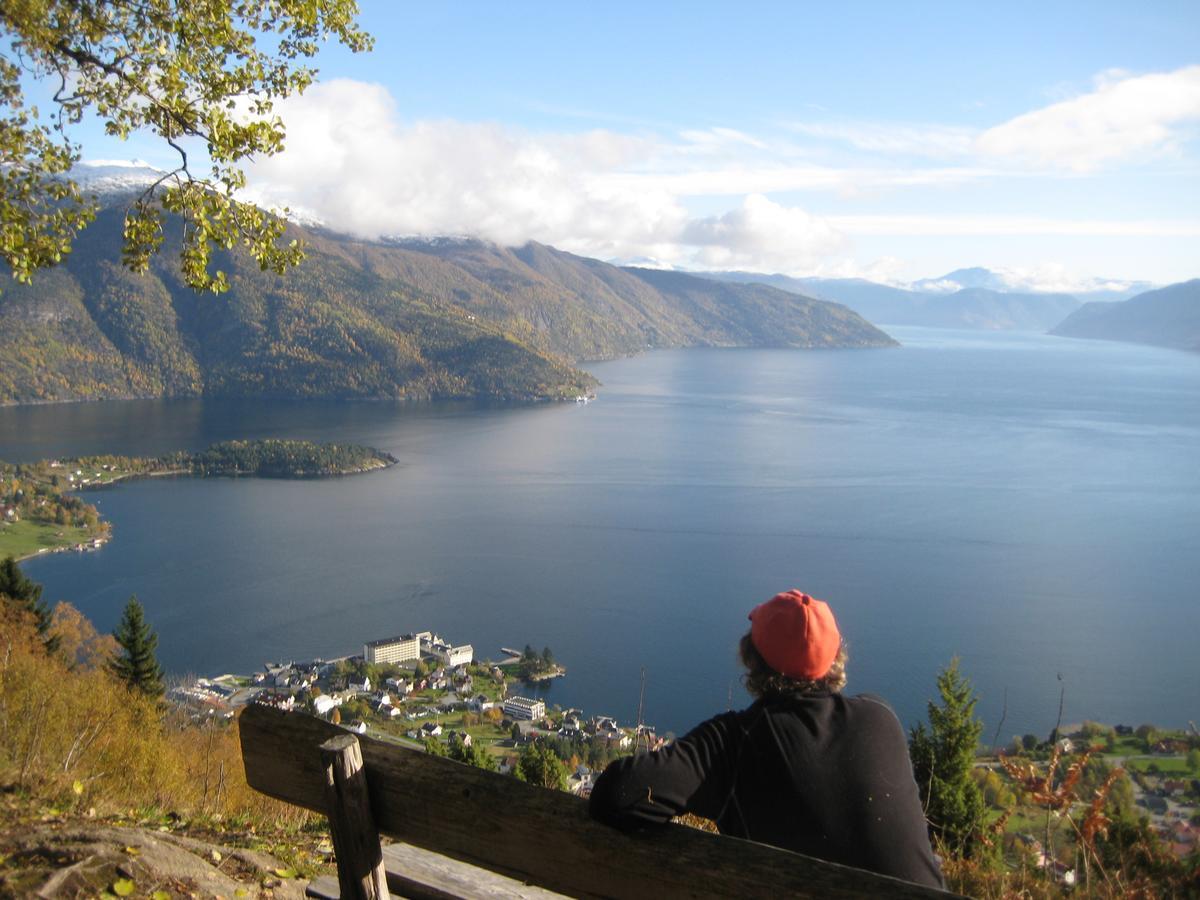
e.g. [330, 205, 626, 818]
[0, 201, 894, 405]
[1050, 279, 1200, 353]
[699, 270, 1084, 331]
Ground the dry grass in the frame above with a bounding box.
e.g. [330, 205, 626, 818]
[0, 603, 312, 832]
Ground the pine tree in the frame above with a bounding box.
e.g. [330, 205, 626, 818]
[108, 596, 164, 698]
[449, 739, 497, 771]
[909, 657, 986, 857]
[0, 555, 59, 653]
[516, 743, 567, 790]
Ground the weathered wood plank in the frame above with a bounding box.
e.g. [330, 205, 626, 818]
[241, 704, 952, 899]
[320, 734, 389, 900]
[306, 843, 569, 900]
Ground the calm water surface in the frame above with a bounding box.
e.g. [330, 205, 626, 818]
[3, 327, 1198, 740]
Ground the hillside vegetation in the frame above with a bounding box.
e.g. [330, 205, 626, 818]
[1051, 279, 1200, 353]
[0, 201, 893, 405]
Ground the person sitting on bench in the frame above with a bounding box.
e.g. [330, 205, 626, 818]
[589, 589, 944, 889]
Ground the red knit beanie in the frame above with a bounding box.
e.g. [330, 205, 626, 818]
[748, 589, 841, 680]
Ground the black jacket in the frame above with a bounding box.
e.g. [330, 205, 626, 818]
[588, 690, 944, 889]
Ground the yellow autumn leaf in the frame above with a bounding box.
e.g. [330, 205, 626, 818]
[72, 780, 84, 795]
[112, 878, 135, 897]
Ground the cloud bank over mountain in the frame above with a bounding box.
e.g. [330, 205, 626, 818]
[234, 66, 1200, 282]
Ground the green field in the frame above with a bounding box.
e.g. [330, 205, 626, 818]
[1125, 756, 1193, 775]
[0, 520, 96, 561]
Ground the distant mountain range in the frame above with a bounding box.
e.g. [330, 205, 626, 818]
[702, 268, 1198, 354]
[1050, 279, 1200, 353]
[0, 198, 893, 405]
[701, 271, 1092, 332]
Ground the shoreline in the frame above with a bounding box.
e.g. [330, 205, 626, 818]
[2, 443, 397, 562]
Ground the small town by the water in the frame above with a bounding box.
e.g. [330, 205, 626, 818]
[168, 628, 663, 800]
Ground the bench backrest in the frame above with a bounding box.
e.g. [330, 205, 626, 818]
[239, 704, 950, 899]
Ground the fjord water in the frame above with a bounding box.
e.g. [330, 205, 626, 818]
[5, 327, 1198, 739]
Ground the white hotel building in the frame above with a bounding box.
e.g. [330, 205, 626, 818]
[503, 696, 546, 721]
[363, 633, 421, 665]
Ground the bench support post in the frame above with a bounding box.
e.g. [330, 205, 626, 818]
[320, 734, 389, 900]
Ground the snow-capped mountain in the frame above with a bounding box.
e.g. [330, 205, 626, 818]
[910, 267, 1153, 302]
[69, 160, 165, 195]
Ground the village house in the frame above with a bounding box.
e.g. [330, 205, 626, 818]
[635, 725, 666, 752]
[420, 632, 474, 667]
[513, 721, 541, 744]
[1152, 738, 1191, 755]
[312, 694, 341, 717]
[568, 764, 596, 797]
[256, 694, 295, 712]
[596, 727, 632, 750]
[420, 722, 443, 738]
[385, 676, 413, 694]
[590, 715, 619, 734]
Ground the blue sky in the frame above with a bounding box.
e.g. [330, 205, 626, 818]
[69, 1, 1200, 287]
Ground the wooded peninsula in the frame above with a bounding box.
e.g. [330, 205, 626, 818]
[0, 439, 396, 560]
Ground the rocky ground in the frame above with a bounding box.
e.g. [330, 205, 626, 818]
[0, 795, 330, 899]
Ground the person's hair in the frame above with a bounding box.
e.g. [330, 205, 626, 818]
[738, 631, 847, 697]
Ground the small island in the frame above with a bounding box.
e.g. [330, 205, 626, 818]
[0, 439, 396, 560]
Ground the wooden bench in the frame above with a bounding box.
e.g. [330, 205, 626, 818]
[239, 704, 954, 899]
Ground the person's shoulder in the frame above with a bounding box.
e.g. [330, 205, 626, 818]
[844, 693, 906, 729]
[675, 704, 751, 743]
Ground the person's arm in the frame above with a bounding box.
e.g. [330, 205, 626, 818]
[854, 696, 946, 889]
[588, 711, 742, 830]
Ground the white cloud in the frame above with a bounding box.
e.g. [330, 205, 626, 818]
[827, 213, 1200, 237]
[976, 65, 1200, 172]
[989, 264, 1143, 295]
[243, 80, 850, 274]
[680, 194, 848, 270]
[599, 164, 998, 198]
[233, 73, 1198, 283]
[785, 121, 976, 158]
[244, 80, 685, 255]
[677, 127, 768, 150]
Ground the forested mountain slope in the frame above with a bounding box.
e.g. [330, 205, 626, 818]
[1050, 279, 1200, 353]
[0, 201, 894, 404]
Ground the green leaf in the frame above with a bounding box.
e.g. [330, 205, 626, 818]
[112, 878, 135, 896]
[274, 867, 297, 879]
